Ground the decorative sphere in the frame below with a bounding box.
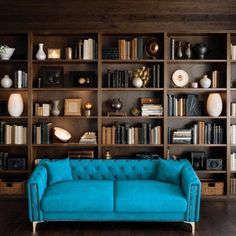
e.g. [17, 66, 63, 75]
[111, 98, 123, 112]
[132, 76, 143, 88]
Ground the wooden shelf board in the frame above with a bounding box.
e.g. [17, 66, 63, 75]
[0, 170, 28, 174]
[167, 59, 227, 63]
[101, 144, 164, 147]
[0, 144, 27, 147]
[168, 116, 226, 119]
[32, 59, 98, 63]
[168, 144, 226, 147]
[167, 88, 226, 92]
[0, 88, 28, 91]
[102, 116, 163, 119]
[32, 143, 98, 147]
[32, 88, 98, 91]
[0, 116, 28, 119]
[196, 170, 227, 174]
[102, 59, 164, 63]
[33, 116, 98, 119]
[101, 88, 164, 91]
[0, 59, 28, 63]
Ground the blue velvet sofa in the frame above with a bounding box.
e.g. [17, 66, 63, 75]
[27, 159, 201, 234]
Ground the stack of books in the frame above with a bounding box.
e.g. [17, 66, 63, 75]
[34, 103, 51, 116]
[79, 132, 97, 144]
[141, 104, 163, 116]
[67, 150, 94, 159]
[172, 129, 192, 144]
[231, 178, 236, 195]
[231, 153, 236, 171]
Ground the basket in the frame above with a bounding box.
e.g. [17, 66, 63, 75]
[0, 180, 26, 195]
[201, 181, 224, 195]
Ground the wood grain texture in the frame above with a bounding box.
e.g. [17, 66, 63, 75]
[0, 0, 236, 32]
[1, 199, 236, 235]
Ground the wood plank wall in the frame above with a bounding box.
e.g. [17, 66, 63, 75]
[0, 0, 236, 32]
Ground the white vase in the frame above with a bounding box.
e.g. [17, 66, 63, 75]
[200, 75, 211, 88]
[8, 93, 24, 117]
[51, 100, 60, 116]
[207, 93, 223, 117]
[1, 75, 13, 88]
[36, 43, 46, 60]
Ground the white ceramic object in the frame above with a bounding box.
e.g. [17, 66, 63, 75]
[0, 47, 15, 60]
[51, 100, 60, 116]
[200, 75, 211, 88]
[1, 75, 13, 88]
[36, 43, 46, 60]
[172, 69, 189, 87]
[8, 93, 24, 117]
[207, 93, 223, 117]
[54, 127, 72, 142]
[132, 76, 143, 88]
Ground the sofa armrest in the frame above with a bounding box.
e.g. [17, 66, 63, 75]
[27, 164, 48, 222]
[181, 161, 201, 222]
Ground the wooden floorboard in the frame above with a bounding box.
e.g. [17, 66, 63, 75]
[1, 199, 236, 236]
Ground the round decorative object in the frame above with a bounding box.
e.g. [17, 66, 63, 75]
[8, 93, 24, 117]
[172, 69, 189, 87]
[200, 75, 211, 88]
[131, 107, 140, 116]
[207, 93, 223, 117]
[54, 127, 72, 142]
[0, 47, 15, 60]
[36, 43, 46, 60]
[1, 75, 13, 88]
[111, 98, 123, 112]
[145, 38, 159, 59]
[132, 76, 143, 88]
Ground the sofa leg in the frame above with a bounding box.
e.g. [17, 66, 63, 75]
[184, 221, 195, 234]
[33, 221, 43, 234]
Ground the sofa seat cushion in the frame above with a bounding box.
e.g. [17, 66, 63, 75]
[114, 180, 187, 213]
[41, 180, 114, 212]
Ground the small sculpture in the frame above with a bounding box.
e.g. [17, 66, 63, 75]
[132, 66, 150, 88]
[84, 102, 93, 117]
[111, 98, 123, 112]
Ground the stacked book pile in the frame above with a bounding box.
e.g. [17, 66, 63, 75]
[231, 153, 236, 171]
[0, 121, 27, 144]
[102, 123, 162, 145]
[141, 104, 163, 116]
[67, 150, 94, 159]
[79, 132, 97, 144]
[172, 129, 192, 144]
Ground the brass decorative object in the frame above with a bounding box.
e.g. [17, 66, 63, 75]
[84, 101, 93, 117]
[145, 38, 159, 59]
[133, 66, 150, 88]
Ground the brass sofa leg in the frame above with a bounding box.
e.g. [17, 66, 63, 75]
[184, 221, 195, 234]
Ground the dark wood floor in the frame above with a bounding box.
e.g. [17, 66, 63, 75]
[1, 199, 236, 236]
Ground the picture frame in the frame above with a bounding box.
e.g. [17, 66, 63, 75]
[47, 48, 61, 59]
[64, 98, 82, 116]
[41, 66, 63, 87]
[69, 71, 96, 88]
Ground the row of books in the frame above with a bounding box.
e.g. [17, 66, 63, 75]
[118, 37, 144, 60]
[106, 64, 161, 88]
[76, 38, 97, 60]
[230, 178, 236, 195]
[102, 123, 162, 145]
[34, 103, 51, 116]
[0, 121, 27, 144]
[141, 104, 163, 116]
[169, 122, 224, 144]
[230, 125, 236, 144]
[168, 94, 202, 116]
[32, 122, 52, 144]
[231, 153, 236, 171]
[13, 70, 28, 88]
[231, 103, 236, 116]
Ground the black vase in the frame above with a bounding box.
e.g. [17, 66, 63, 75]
[194, 43, 208, 59]
[111, 98, 123, 112]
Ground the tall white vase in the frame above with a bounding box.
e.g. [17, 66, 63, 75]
[8, 93, 24, 117]
[36, 43, 46, 60]
[207, 93, 223, 117]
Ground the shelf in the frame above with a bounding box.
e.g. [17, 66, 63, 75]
[167, 88, 226, 92]
[102, 59, 164, 63]
[168, 116, 226, 119]
[0, 170, 28, 174]
[0, 144, 27, 147]
[102, 116, 163, 120]
[0, 59, 28, 63]
[32, 143, 98, 147]
[0, 88, 28, 92]
[101, 88, 163, 91]
[32, 88, 98, 91]
[101, 144, 164, 147]
[0, 116, 28, 119]
[33, 116, 98, 119]
[32, 59, 98, 64]
[168, 144, 226, 147]
[167, 59, 227, 63]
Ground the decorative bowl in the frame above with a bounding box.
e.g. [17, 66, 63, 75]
[54, 127, 72, 142]
[0, 47, 15, 60]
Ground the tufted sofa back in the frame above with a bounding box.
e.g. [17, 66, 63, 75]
[69, 159, 159, 180]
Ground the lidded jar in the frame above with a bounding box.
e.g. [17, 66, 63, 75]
[200, 75, 211, 88]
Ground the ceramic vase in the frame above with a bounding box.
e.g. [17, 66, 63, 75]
[36, 43, 46, 60]
[1, 75, 13, 88]
[8, 93, 24, 117]
[207, 93, 223, 117]
[51, 100, 60, 116]
[200, 75, 211, 88]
